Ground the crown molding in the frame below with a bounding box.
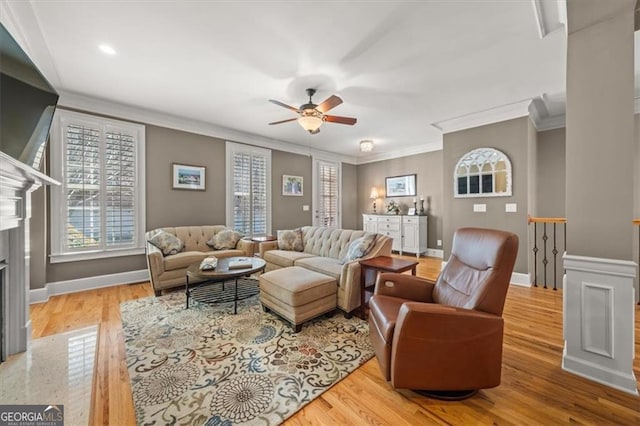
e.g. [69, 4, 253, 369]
[531, 0, 567, 39]
[432, 99, 533, 134]
[1, 0, 63, 88]
[355, 139, 443, 165]
[57, 90, 357, 164]
[529, 97, 566, 130]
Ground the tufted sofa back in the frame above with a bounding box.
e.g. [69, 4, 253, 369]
[159, 225, 228, 252]
[300, 226, 369, 260]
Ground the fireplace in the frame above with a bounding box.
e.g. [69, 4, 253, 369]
[0, 152, 58, 358]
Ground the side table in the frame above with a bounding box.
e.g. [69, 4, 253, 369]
[358, 256, 418, 319]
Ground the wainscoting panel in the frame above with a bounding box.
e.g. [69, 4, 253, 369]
[580, 282, 613, 358]
[562, 254, 638, 395]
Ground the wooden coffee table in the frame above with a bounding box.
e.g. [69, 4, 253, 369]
[185, 256, 266, 314]
[358, 256, 418, 319]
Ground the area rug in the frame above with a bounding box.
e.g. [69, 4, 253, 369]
[120, 279, 374, 425]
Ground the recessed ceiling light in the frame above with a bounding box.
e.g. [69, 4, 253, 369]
[98, 44, 116, 55]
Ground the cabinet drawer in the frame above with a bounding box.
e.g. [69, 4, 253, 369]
[379, 222, 400, 232]
[383, 230, 401, 238]
[364, 216, 377, 223]
[378, 216, 401, 224]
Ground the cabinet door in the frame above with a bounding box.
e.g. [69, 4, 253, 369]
[363, 215, 377, 233]
[403, 222, 417, 252]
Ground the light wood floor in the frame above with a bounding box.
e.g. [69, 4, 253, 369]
[29, 256, 640, 425]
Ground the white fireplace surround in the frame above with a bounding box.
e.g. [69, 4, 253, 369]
[0, 151, 58, 357]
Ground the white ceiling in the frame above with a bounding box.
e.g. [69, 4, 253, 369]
[0, 1, 587, 161]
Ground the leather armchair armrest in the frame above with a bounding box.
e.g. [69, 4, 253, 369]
[236, 238, 255, 257]
[374, 273, 435, 303]
[259, 240, 279, 257]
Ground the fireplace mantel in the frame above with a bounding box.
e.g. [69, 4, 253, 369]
[0, 151, 59, 358]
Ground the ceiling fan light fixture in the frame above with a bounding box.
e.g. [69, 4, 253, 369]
[298, 112, 323, 133]
[360, 140, 374, 152]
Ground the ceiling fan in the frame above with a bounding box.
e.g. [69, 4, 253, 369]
[268, 88, 357, 134]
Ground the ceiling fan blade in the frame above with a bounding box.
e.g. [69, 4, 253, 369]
[324, 115, 357, 125]
[269, 99, 300, 113]
[268, 118, 298, 125]
[310, 128, 320, 135]
[315, 95, 343, 113]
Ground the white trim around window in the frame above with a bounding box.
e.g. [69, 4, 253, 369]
[49, 109, 146, 263]
[225, 141, 272, 237]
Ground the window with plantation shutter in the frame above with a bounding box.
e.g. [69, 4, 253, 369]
[313, 159, 341, 228]
[50, 110, 146, 262]
[226, 142, 271, 237]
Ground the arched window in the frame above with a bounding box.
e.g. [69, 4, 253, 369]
[454, 147, 512, 198]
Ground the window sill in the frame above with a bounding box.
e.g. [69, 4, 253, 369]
[49, 247, 146, 264]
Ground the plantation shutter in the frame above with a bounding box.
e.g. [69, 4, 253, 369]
[65, 124, 101, 249]
[228, 143, 271, 237]
[56, 113, 143, 255]
[251, 155, 267, 235]
[105, 130, 136, 246]
[318, 162, 338, 227]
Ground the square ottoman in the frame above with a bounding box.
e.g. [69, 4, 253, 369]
[259, 266, 337, 332]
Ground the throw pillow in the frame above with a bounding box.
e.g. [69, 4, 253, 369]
[207, 229, 243, 250]
[147, 230, 183, 256]
[277, 229, 304, 251]
[340, 233, 378, 264]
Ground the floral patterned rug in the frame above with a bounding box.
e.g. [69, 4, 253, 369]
[120, 279, 374, 425]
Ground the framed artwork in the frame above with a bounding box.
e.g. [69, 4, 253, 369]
[385, 174, 416, 197]
[172, 163, 206, 190]
[282, 175, 303, 196]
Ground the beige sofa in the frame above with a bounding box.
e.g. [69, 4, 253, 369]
[259, 226, 392, 315]
[145, 225, 254, 295]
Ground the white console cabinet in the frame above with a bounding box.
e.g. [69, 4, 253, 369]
[362, 214, 427, 257]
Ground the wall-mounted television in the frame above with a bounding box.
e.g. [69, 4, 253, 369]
[0, 22, 59, 172]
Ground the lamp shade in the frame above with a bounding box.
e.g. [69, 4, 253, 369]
[298, 115, 323, 132]
[360, 140, 374, 152]
[370, 187, 379, 199]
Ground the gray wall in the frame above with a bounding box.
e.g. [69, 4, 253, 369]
[443, 117, 531, 274]
[356, 151, 443, 249]
[271, 151, 312, 232]
[341, 162, 358, 230]
[537, 128, 566, 217]
[146, 125, 226, 230]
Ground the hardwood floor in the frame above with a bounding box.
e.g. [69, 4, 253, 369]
[29, 256, 640, 425]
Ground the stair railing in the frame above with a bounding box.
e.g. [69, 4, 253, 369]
[528, 216, 566, 290]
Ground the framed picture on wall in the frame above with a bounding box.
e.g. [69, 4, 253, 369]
[172, 163, 206, 190]
[385, 174, 416, 197]
[282, 175, 303, 196]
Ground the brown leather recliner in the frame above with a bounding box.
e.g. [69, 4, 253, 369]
[368, 227, 518, 399]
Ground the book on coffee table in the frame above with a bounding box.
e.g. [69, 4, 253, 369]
[228, 257, 252, 269]
[200, 257, 218, 271]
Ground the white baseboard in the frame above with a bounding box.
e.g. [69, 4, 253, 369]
[563, 345, 639, 396]
[426, 248, 444, 258]
[510, 272, 532, 287]
[30, 269, 149, 304]
[440, 260, 531, 287]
